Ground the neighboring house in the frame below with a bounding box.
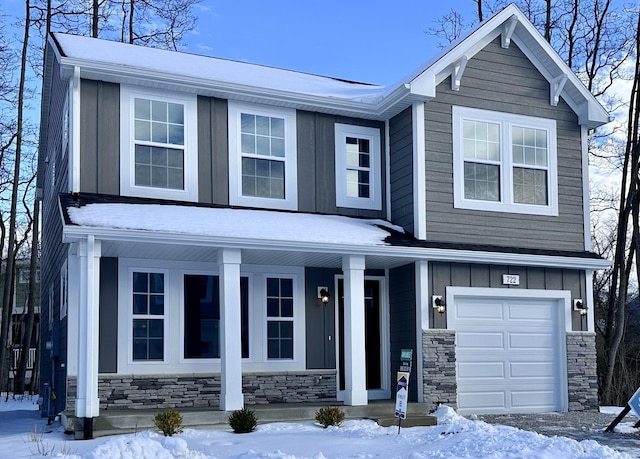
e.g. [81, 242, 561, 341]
[0, 259, 40, 391]
[36, 4, 610, 437]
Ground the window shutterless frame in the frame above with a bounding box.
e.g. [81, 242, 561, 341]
[334, 124, 382, 210]
[120, 85, 198, 202]
[452, 106, 558, 216]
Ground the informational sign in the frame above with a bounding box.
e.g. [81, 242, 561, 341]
[395, 372, 410, 419]
[395, 349, 413, 421]
[502, 274, 520, 285]
[628, 387, 640, 417]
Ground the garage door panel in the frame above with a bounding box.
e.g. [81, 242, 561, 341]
[458, 392, 506, 410]
[458, 361, 504, 379]
[509, 332, 554, 350]
[453, 295, 564, 414]
[457, 331, 504, 349]
[510, 361, 555, 378]
[455, 301, 504, 320]
[511, 390, 557, 410]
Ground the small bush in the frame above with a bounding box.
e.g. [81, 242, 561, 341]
[154, 409, 184, 436]
[228, 407, 258, 433]
[315, 406, 345, 428]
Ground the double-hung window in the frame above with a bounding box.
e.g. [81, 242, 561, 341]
[334, 124, 382, 210]
[266, 277, 294, 359]
[121, 86, 198, 201]
[228, 101, 297, 210]
[452, 106, 558, 216]
[132, 271, 165, 361]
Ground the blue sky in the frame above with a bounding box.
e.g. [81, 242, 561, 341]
[3, 0, 477, 86]
[190, 1, 476, 85]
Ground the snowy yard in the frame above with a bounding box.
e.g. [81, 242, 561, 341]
[0, 395, 636, 459]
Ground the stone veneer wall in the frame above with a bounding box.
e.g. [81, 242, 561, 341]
[566, 331, 599, 411]
[422, 329, 457, 412]
[65, 371, 336, 412]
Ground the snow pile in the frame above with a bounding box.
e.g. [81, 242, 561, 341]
[41, 405, 631, 459]
[0, 393, 39, 412]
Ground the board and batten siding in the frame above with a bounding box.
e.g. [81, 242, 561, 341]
[79, 80, 120, 195]
[423, 37, 585, 251]
[197, 96, 229, 205]
[389, 107, 414, 233]
[296, 111, 387, 218]
[429, 261, 587, 331]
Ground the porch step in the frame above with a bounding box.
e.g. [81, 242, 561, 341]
[64, 401, 437, 439]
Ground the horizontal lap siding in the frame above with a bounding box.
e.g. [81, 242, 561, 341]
[390, 107, 414, 233]
[424, 37, 585, 251]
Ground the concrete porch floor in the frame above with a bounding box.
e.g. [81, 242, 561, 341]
[64, 401, 437, 439]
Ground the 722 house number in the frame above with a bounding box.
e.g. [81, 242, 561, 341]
[502, 274, 520, 285]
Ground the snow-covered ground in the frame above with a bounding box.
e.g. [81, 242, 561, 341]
[0, 395, 635, 459]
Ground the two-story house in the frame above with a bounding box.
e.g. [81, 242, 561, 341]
[37, 4, 610, 438]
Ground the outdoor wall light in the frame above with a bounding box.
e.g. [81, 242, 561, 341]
[574, 299, 587, 316]
[318, 287, 331, 304]
[432, 295, 446, 314]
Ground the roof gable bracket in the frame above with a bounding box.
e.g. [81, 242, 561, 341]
[550, 73, 568, 106]
[451, 55, 468, 91]
[501, 15, 518, 48]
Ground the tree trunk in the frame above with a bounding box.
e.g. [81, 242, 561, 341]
[0, 0, 29, 394]
[14, 199, 40, 395]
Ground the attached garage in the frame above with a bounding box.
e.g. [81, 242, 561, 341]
[448, 288, 569, 415]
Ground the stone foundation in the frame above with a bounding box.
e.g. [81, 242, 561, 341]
[65, 370, 336, 412]
[422, 329, 457, 412]
[566, 331, 599, 411]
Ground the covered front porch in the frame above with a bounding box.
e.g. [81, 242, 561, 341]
[60, 193, 427, 438]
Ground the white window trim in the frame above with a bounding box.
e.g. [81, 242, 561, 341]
[228, 101, 298, 210]
[118, 259, 305, 374]
[120, 85, 199, 202]
[128, 267, 169, 364]
[60, 259, 68, 320]
[452, 106, 558, 216]
[334, 124, 382, 210]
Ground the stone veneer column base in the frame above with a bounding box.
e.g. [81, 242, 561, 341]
[422, 329, 457, 412]
[566, 331, 599, 411]
[65, 370, 336, 412]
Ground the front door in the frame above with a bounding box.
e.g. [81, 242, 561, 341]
[336, 278, 388, 400]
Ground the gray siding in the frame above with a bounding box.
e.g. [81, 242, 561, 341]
[40, 45, 71, 413]
[79, 80, 120, 195]
[304, 267, 340, 369]
[429, 261, 587, 331]
[98, 258, 118, 373]
[297, 111, 387, 218]
[424, 37, 585, 251]
[389, 263, 418, 402]
[197, 96, 228, 205]
[389, 107, 414, 233]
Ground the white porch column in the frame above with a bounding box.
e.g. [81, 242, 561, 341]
[218, 248, 244, 411]
[75, 235, 101, 419]
[342, 254, 368, 406]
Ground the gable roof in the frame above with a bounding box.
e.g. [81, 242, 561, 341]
[47, 3, 608, 126]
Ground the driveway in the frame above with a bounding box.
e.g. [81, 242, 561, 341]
[477, 411, 640, 458]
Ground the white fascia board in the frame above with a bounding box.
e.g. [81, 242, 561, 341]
[58, 58, 417, 121]
[62, 224, 612, 271]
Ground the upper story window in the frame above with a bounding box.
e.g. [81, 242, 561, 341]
[452, 106, 558, 216]
[120, 86, 198, 201]
[334, 124, 382, 210]
[228, 101, 297, 210]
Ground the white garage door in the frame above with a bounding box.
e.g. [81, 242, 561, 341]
[453, 296, 564, 415]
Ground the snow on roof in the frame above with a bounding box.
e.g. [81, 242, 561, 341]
[66, 203, 403, 247]
[52, 33, 389, 102]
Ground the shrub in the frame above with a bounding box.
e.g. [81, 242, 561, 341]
[228, 407, 258, 433]
[153, 409, 184, 436]
[315, 406, 345, 428]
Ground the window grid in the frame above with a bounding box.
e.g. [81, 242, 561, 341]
[462, 120, 501, 202]
[345, 137, 371, 198]
[266, 277, 294, 360]
[132, 271, 165, 361]
[240, 113, 286, 199]
[133, 98, 185, 190]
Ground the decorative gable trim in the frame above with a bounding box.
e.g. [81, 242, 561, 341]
[450, 56, 468, 91]
[550, 73, 569, 107]
[501, 15, 518, 48]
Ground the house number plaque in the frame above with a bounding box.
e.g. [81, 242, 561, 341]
[502, 274, 520, 285]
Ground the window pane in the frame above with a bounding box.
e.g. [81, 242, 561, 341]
[133, 272, 148, 292]
[256, 115, 270, 136]
[168, 124, 184, 146]
[346, 141, 359, 167]
[133, 294, 147, 314]
[271, 117, 285, 137]
[267, 278, 280, 297]
[184, 275, 220, 359]
[148, 319, 164, 337]
[133, 339, 148, 360]
[256, 136, 270, 156]
[241, 133, 255, 154]
[271, 138, 285, 157]
[134, 98, 150, 120]
[346, 170, 359, 197]
[133, 319, 147, 337]
[135, 120, 151, 142]
[241, 113, 255, 134]
[280, 278, 293, 297]
[464, 162, 500, 201]
[149, 295, 164, 315]
[168, 103, 184, 125]
[149, 273, 164, 293]
[151, 100, 167, 122]
[514, 167, 548, 205]
[148, 339, 164, 360]
[280, 299, 293, 317]
[152, 121, 168, 143]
